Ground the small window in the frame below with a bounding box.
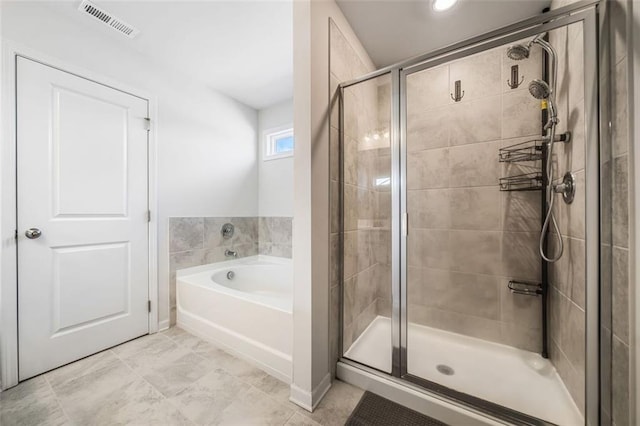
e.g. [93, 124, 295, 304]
[265, 127, 294, 160]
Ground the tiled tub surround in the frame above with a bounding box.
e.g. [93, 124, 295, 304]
[259, 217, 294, 258]
[404, 44, 545, 353]
[169, 216, 292, 324]
[328, 19, 377, 374]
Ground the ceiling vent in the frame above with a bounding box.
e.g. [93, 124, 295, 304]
[78, 0, 140, 38]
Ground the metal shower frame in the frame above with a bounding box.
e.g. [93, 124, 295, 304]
[338, 1, 607, 424]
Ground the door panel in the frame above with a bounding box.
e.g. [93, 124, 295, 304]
[52, 242, 130, 332]
[53, 86, 129, 216]
[17, 57, 149, 380]
[340, 73, 393, 373]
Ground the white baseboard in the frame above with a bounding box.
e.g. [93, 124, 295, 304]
[158, 319, 170, 331]
[289, 373, 332, 412]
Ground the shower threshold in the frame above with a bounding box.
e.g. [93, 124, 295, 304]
[344, 316, 583, 425]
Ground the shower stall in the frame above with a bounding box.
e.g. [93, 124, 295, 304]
[336, 3, 609, 425]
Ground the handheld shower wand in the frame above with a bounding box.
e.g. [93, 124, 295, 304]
[507, 35, 564, 263]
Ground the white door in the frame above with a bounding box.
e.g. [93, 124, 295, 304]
[17, 57, 150, 380]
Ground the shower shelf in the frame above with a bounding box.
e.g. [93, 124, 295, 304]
[499, 172, 543, 192]
[508, 280, 542, 297]
[499, 138, 543, 163]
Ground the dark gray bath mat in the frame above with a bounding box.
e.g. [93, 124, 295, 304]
[345, 391, 448, 426]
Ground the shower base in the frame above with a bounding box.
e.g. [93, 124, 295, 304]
[344, 316, 583, 425]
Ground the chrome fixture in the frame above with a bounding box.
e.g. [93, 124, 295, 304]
[506, 43, 531, 60]
[450, 79, 464, 102]
[554, 172, 576, 204]
[498, 133, 570, 163]
[221, 223, 234, 239]
[507, 65, 524, 89]
[226, 271, 235, 280]
[529, 78, 551, 100]
[508, 280, 543, 296]
[25, 228, 42, 239]
[508, 33, 565, 263]
[225, 249, 237, 258]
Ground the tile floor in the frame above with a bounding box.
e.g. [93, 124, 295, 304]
[0, 327, 364, 426]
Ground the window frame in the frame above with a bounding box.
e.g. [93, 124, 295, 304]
[263, 125, 294, 161]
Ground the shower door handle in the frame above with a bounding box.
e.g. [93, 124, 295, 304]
[402, 213, 408, 237]
[25, 228, 42, 239]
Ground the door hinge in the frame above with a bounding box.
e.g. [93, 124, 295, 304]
[14, 229, 18, 240]
[144, 117, 151, 131]
[148, 300, 151, 313]
[147, 210, 151, 222]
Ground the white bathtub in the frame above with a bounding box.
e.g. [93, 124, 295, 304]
[176, 256, 292, 382]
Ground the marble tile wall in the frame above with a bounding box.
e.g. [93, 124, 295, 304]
[168, 216, 292, 325]
[259, 217, 293, 258]
[602, 1, 631, 424]
[546, 21, 587, 416]
[404, 44, 544, 353]
[328, 19, 378, 374]
[608, 2, 632, 424]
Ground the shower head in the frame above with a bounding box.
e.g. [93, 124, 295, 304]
[506, 44, 530, 61]
[506, 33, 548, 61]
[528, 79, 551, 99]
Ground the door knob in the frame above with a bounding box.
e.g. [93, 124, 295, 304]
[25, 228, 42, 239]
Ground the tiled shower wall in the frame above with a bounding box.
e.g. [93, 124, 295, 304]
[547, 21, 587, 415]
[550, 1, 633, 424]
[168, 216, 292, 324]
[607, 2, 633, 424]
[606, 0, 632, 424]
[405, 45, 544, 352]
[328, 19, 377, 374]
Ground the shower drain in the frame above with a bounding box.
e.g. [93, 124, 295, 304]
[436, 364, 455, 376]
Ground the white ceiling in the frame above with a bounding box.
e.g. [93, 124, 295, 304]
[336, 0, 551, 67]
[38, 0, 293, 110]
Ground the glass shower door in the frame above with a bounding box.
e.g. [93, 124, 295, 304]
[401, 25, 588, 425]
[341, 73, 393, 373]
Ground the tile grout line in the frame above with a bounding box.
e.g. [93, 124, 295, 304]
[109, 346, 199, 425]
[244, 383, 304, 425]
[42, 374, 75, 426]
[164, 328, 309, 424]
[161, 328, 272, 396]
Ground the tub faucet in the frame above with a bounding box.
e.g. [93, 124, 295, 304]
[225, 249, 238, 258]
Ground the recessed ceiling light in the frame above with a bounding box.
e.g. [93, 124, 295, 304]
[432, 0, 458, 12]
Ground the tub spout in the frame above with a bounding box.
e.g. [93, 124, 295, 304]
[225, 249, 238, 258]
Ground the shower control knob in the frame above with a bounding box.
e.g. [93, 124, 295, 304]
[25, 228, 42, 239]
[553, 172, 576, 204]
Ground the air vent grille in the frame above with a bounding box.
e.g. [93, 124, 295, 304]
[78, 0, 140, 38]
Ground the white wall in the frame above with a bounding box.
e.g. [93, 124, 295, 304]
[291, 0, 374, 409]
[258, 99, 294, 217]
[0, 1, 259, 331]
